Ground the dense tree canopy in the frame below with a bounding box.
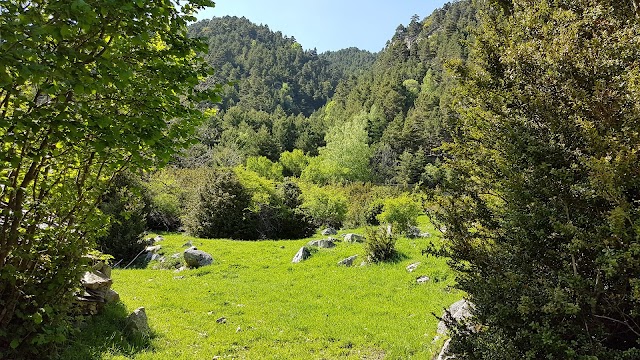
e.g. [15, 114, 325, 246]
[432, 0, 640, 358]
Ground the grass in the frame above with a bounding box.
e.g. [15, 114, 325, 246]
[59, 217, 461, 359]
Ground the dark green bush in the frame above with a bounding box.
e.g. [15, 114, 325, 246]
[363, 227, 397, 263]
[184, 169, 254, 239]
[95, 172, 150, 263]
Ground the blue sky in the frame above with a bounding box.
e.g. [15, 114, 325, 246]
[195, 0, 450, 53]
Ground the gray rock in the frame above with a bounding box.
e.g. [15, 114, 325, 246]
[338, 255, 358, 266]
[81, 271, 112, 290]
[216, 317, 227, 324]
[292, 246, 312, 263]
[183, 247, 213, 268]
[126, 307, 150, 338]
[420, 232, 431, 238]
[406, 262, 421, 272]
[343, 233, 364, 243]
[436, 339, 453, 360]
[437, 299, 473, 335]
[307, 239, 336, 248]
[153, 235, 164, 242]
[182, 240, 193, 248]
[406, 226, 421, 238]
[104, 289, 120, 303]
[321, 227, 337, 235]
[416, 275, 430, 284]
[146, 245, 162, 253]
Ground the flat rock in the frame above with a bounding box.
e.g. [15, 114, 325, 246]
[321, 227, 337, 235]
[146, 245, 162, 253]
[104, 289, 120, 303]
[416, 275, 430, 284]
[406, 262, 421, 272]
[338, 255, 358, 266]
[81, 271, 112, 290]
[292, 246, 312, 263]
[343, 233, 364, 243]
[307, 239, 336, 248]
[183, 247, 213, 268]
[437, 299, 473, 335]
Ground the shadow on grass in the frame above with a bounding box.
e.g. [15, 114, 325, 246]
[55, 302, 155, 360]
[386, 250, 410, 264]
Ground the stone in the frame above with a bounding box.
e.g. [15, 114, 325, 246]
[420, 232, 431, 238]
[126, 307, 150, 337]
[437, 299, 473, 336]
[81, 271, 112, 290]
[216, 317, 227, 324]
[306, 239, 336, 248]
[406, 226, 421, 238]
[104, 289, 120, 303]
[146, 245, 162, 253]
[416, 275, 430, 284]
[338, 255, 358, 266]
[406, 262, 421, 272]
[182, 240, 193, 248]
[292, 246, 312, 263]
[343, 233, 364, 243]
[183, 247, 213, 268]
[436, 339, 453, 360]
[321, 227, 337, 235]
[154, 235, 164, 242]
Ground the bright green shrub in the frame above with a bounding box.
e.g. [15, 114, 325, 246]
[279, 149, 310, 177]
[363, 227, 397, 263]
[246, 156, 284, 181]
[145, 169, 185, 231]
[377, 194, 422, 234]
[300, 185, 348, 228]
[95, 172, 150, 263]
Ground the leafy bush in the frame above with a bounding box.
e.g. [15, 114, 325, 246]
[95, 172, 150, 263]
[363, 227, 397, 263]
[183, 169, 254, 239]
[377, 194, 422, 234]
[300, 184, 348, 228]
[246, 156, 284, 181]
[144, 169, 185, 231]
[279, 149, 310, 177]
[364, 200, 384, 225]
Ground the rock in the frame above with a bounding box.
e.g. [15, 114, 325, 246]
[420, 232, 431, 238]
[216, 317, 227, 324]
[436, 339, 453, 360]
[104, 289, 120, 303]
[171, 253, 181, 259]
[416, 275, 430, 284]
[174, 266, 187, 273]
[292, 246, 312, 263]
[437, 299, 473, 336]
[343, 233, 364, 243]
[81, 271, 112, 290]
[182, 240, 193, 248]
[338, 255, 358, 266]
[406, 226, 421, 238]
[126, 307, 150, 338]
[146, 245, 162, 253]
[154, 235, 164, 242]
[321, 227, 337, 235]
[183, 247, 213, 268]
[406, 262, 421, 272]
[307, 239, 336, 248]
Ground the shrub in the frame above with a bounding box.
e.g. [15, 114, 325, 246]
[95, 172, 150, 263]
[364, 200, 384, 225]
[300, 185, 348, 229]
[279, 149, 310, 177]
[246, 156, 284, 181]
[364, 227, 397, 263]
[144, 169, 185, 231]
[377, 194, 422, 235]
[183, 169, 254, 239]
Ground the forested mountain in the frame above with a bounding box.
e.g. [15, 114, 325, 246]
[319, 47, 378, 78]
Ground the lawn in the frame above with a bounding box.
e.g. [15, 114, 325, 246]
[59, 218, 461, 359]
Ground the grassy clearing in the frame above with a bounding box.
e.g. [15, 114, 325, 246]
[60, 218, 461, 359]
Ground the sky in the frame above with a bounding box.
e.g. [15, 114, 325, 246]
[195, 0, 450, 53]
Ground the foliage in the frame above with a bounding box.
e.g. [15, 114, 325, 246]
[95, 172, 150, 263]
[245, 156, 284, 181]
[144, 169, 186, 232]
[364, 227, 398, 263]
[0, 0, 218, 356]
[300, 184, 348, 229]
[377, 194, 422, 235]
[279, 149, 310, 177]
[184, 169, 253, 240]
[431, 0, 640, 358]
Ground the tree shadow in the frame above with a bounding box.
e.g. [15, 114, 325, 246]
[55, 302, 155, 360]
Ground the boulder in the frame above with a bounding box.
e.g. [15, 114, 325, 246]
[416, 275, 430, 284]
[183, 247, 213, 268]
[436, 339, 453, 360]
[126, 307, 150, 338]
[307, 239, 336, 248]
[436, 299, 473, 336]
[145, 245, 162, 253]
[81, 271, 112, 291]
[153, 235, 164, 242]
[406, 262, 421, 272]
[292, 246, 312, 263]
[104, 289, 120, 303]
[343, 233, 364, 243]
[406, 226, 421, 238]
[321, 227, 337, 235]
[338, 255, 358, 267]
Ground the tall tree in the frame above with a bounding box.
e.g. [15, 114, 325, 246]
[0, 0, 219, 356]
[432, 0, 640, 358]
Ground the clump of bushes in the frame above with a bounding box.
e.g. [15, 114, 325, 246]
[300, 184, 348, 229]
[96, 172, 150, 263]
[364, 227, 397, 263]
[377, 194, 422, 235]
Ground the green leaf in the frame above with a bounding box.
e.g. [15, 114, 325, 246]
[10, 339, 19, 349]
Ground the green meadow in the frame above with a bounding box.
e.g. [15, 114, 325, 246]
[60, 218, 461, 359]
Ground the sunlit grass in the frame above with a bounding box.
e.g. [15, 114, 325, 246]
[60, 217, 461, 359]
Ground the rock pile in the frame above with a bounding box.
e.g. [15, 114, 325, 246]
[75, 261, 119, 315]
